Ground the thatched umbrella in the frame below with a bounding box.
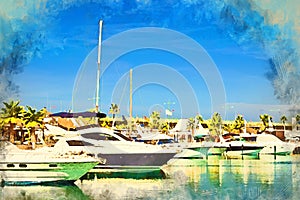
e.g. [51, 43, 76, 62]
[57, 117, 76, 130]
[246, 127, 258, 134]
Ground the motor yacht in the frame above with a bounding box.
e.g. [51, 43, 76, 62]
[45, 124, 177, 177]
[0, 140, 103, 186]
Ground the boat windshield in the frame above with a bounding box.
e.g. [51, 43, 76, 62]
[66, 140, 94, 146]
[81, 132, 120, 141]
[240, 136, 257, 142]
[113, 131, 133, 141]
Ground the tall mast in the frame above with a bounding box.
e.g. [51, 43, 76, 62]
[129, 69, 133, 135]
[95, 20, 103, 113]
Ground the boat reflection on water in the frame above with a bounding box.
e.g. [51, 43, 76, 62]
[164, 155, 300, 199]
[2, 156, 300, 199]
[0, 184, 89, 200]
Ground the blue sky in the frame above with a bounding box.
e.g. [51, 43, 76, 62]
[1, 0, 300, 121]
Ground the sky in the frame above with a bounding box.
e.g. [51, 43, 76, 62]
[1, 0, 300, 121]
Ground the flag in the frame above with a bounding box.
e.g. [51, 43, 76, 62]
[165, 109, 172, 116]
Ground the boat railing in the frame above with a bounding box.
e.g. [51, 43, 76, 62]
[2, 151, 51, 161]
[76, 124, 100, 130]
[2, 149, 98, 161]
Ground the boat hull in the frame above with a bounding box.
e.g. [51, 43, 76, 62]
[208, 147, 227, 155]
[186, 146, 211, 156]
[187, 146, 227, 156]
[0, 161, 99, 186]
[97, 152, 176, 167]
[81, 152, 176, 179]
[224, 147, 263, 158]
[260, 143, 296, 155]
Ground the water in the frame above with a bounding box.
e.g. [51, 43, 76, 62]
[1, 155, 300, 200]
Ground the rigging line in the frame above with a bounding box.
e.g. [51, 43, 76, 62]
[136, 81, 146, 116]
[72, 59, 89, 111]
[117, 73, 130, 112]
[113, 62, 125, 103]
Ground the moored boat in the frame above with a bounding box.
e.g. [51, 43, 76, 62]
[45, 123, 177, 177]
[76, 126, 177, 167]
[0, 140, 103, 186]
[219, 133, 264, 158]
[250, 133, 296, 155]
[223, 141, 264, 158]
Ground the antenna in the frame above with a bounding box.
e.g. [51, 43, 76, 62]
[129, 68, 133, 135]
[95, 20, 103, 113]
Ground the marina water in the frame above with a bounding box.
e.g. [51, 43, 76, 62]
[1, 155, 300, 199]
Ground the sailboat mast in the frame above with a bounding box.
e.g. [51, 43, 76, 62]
[129, 69, 133, 135]
[95, 20, 103, 113]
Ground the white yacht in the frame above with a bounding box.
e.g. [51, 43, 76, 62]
[46, 124, 177, 175]
[188, 133, 263, 158]
[219, 133, 295, 158]
[221, 136, 265, 158]
[0, 140, 103, 186]
[134, 124, 210, 162]
[251, 133, 296, 155]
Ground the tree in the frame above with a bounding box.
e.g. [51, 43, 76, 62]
[0, 118, 5, 139]
[149, 111, 160, 129]
[195, 114, 204, 128]
[23, 106, 45, 149]
[222, 115, 245, 134]
[259, 114, 273, 132]
[280, 115, 287, 132]
[0, 100, 24, 143]
[209, 112, 223, 137]
[100, 118, 110, 128]
[159, 122, 169, 134]
[234, 115, 245, 133]
[187, 117, 196, 141]
[223, 123, 235, 133]
[296, 114, 300, 123]
[39, 107, 48, 142]
[109, 103, 120, 127]
[296, 114, 300, 130]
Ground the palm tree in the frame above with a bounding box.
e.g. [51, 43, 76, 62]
[195, 114, 204, 128]
[159, 122, 169, 134]
[234, 115, 245, 133]
[296, 114, 300, 129]
[0, 100, 24, 143]
[109, 103, 120, 127]
[296, 114, 300, 123]
[187, 117, 196, 142]
[40, 107, 48, 141]
[149, 111, 160, 129]
[259, 114, 272, 132]
[209, 112, 223, 137]
[280, 115, 287, 133]
[223, 123, 235, 133]
[23, 106, 45, 149]
[0, 118, 5, 139]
